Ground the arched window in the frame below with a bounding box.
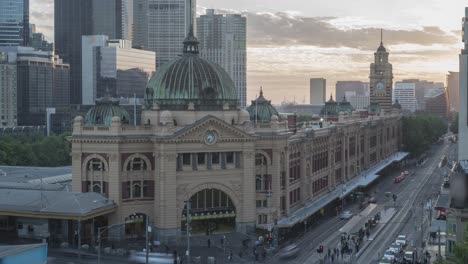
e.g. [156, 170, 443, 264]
[126, 157, 147, 171]
[88, 158, 106, 171]
[255, 154, 267, 166]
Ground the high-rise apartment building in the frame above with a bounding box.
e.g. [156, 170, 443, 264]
[0, 0, 29, 46]
[309, 78, 326, 105]
[0, 47, 69, 131]
[197, 9, 247, 107]
[148, 0, 196, 67]
[82, 36, 155, 105]
[0, 52, 17, 127]
[393, 82, 417, 113]
[447, 72, 460, 111]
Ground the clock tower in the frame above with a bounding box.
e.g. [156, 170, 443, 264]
[369, 31, 393, 114]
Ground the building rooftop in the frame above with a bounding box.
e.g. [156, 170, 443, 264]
[0, 166, 71, 183]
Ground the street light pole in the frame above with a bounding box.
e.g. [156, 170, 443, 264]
[98, 228, 101, 264]
[186, 200, 191, 263]
[146, 215, 149, 264]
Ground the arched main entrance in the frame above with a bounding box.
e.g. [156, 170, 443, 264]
[182, 188, 236, 234]
[125, 213, 147, 239]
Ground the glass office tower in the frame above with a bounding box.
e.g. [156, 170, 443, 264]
[0, 0, 29, 46]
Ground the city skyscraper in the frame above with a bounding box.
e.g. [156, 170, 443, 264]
[197, 9, 247, 107]
[132, 0, 148, 49]
[81, 36, 155, 105]
[0, 0, 29, 46]
[309, 78, 326, 105]
[54, 0, 93, 105]
[147, 0, 196, 67]
[55, 0, 138, 105]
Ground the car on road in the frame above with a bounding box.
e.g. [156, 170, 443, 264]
[395, 235, 407, 247]
[369, 196, 377, 203]
[360, 200, 369, 209]
[383, 250, 396, 260]
[389, 242, 402, 254]
[340, 210, 353, 219]
[404, 170, 409, 175]
[403, 251, 414, 263]
[394, 176, 403, 183]
[278, 244, 300, 259]
[378, 257, 393, 264]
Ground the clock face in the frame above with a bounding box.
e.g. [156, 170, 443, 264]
[205, 131, 217, 145]
[376, 81, 385, 90]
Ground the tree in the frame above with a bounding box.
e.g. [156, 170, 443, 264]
[402, 115, 447, 156]
[453, 225, 468, 264]
[0, 132, 71, 167]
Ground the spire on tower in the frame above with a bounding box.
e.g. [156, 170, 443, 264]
[380, 28, 383, 45]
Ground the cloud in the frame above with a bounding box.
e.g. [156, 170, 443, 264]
[241, 11, 458, 50]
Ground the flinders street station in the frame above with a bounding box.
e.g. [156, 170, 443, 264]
[68, 28, 407, 242]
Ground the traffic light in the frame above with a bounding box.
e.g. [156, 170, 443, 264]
[317, 245, 324, 253]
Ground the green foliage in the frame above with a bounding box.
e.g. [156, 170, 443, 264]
[450, 112, 459, 134]
[402, 115, 447, 156]
[453, 225, 468, 264]
[0, 132, 71, 167]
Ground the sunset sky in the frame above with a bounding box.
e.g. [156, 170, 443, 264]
[31, 0, 467, 104]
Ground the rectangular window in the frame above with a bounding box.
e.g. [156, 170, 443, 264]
[256, 175, 262, 191]
[182, 153, 191, 166]
[226, 152, 234, 164]
[212, 152, 220, 164]
[256, 200, 262, 208]
[197, 153, 205, 165]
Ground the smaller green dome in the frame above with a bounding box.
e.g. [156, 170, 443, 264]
[246, 89, 279, 123]
[321, 94, 338, 116]
[85, 96, 130, 126]
[338, 96, 354, 113]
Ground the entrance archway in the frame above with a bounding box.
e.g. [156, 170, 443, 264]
[125, 213, 147, 239]
[182, 188, 236, 234]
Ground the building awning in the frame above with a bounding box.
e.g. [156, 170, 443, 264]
[0, 189, 116, 221]
[435, 194, 451, 210]
[428, 220, 447, 233]
[277, 152, 409, 227]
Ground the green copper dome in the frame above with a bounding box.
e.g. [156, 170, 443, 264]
[338, 96, 354, 113]
[144, 28, 238, 110]
[85, 97, 130, 126]
[368, 102, 381, 114]
[246, 89, 279, 123]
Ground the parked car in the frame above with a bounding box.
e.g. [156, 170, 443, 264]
[340, 210, 353, 219]
[378, 257, 393, 264]
[403, 251, 414, 263]
[395, 235, 407, 247]
[383, 250, 396, 260]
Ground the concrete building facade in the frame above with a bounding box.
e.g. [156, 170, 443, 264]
[447, 72, 460, 111]
[310, 78, 326, 105]
[393, 82, 418, 113]
[197, 9, 247, 107]
[0, 53, 17, 127]
[0, 47, 69, 131]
